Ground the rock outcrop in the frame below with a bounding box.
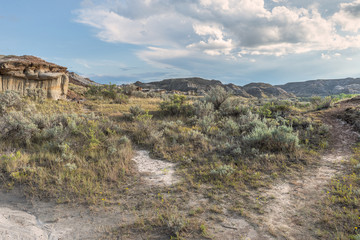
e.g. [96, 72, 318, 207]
[0, 55, 69, 100]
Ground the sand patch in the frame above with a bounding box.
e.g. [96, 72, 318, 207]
[0, 207, 48, 240]
[132, 150, 179, 186]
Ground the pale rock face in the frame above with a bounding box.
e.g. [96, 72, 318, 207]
[0, 55, 69, 100]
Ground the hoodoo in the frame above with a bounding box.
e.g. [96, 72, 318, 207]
[0, 55, 69, 100]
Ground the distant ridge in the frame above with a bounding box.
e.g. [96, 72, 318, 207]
[134, 77, 293, 98]
[277, 78, 360, 97]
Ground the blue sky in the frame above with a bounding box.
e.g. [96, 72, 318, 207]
[1, 0, 360, 85]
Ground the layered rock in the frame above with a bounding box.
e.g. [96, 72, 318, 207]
[0, 55, 69, 100]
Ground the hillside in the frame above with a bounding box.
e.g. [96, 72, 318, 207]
[277, 77, 360, 97]
[243, 82, 295, 98]
[134, 77, 292, 98]
[68, 72, 101, 87]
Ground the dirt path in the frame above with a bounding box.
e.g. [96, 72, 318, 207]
[132, 150, 179, 186]
[253, 105, 358, 239]
[0, 150, 179, 240]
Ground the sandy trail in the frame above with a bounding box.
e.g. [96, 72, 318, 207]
[132, 150, 179, 186]
[255, 107, 358, 239]
[0, 150, 179, 240]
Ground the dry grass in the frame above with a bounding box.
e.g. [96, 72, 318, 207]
[85, 97, 161, 115]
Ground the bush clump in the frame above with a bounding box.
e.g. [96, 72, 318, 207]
[243, 124, 299, 153]
[310, 96, 333, 110]
[0, 91, 24, 113]
[86, 84, 129, 103]
[159, 94, 194, 116]
[204, 86, 231, 110]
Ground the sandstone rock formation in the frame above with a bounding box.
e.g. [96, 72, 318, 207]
[0, 55, 69, 100]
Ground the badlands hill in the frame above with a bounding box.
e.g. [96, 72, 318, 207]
[277, 78, 360, 97]
[134, 77, 294, 98]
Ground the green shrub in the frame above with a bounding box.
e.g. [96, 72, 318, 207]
[258, 101, 293, 118]
[310, 96, 333, 110]
[86, 83, 129, 103]
[112, 94, 129, 104]
[219, 97, 248, 116]
[331, 93, 359, 102]
[131, 91, 147, 98]
[0, 111, 39, 146]
[243, 124, 299, 153]
[197, 115, 216, 135]
[129, 105, 145, 119]
[193, 100, 214, 118]
[121, 84, 137, 96]
[159, 94, 194, 116]
[219, 118, 240, 136]
[204, 86, 231, 110]
[0, 91, 23, 113]
[26, 88, 46, 101]
[210, 164, 235, 177]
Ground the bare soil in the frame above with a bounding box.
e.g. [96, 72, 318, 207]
[132, 150, 179, 186]
[0, 188, 136, 239]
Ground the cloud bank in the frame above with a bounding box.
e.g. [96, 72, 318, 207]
[75, 0, 360, 66]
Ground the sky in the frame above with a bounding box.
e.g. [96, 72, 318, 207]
[1, 0, 360, 85]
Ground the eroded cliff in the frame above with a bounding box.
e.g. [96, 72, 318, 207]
[0, 55, 69, 100]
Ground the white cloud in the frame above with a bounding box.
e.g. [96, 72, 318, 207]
[137, 47, 191, 68]
[333, 0, 360, 32]
[321, 53, 331, 60]
[75, 0, 360, 63]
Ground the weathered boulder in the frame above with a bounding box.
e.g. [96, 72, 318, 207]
[0, 55, 69, 100]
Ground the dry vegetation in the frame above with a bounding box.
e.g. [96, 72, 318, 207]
[0, 84, 359, 239]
